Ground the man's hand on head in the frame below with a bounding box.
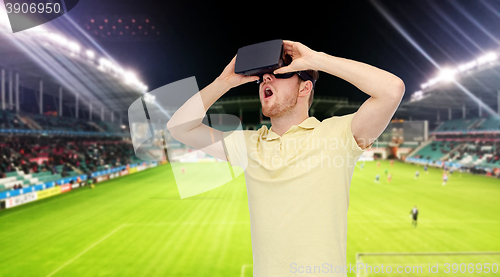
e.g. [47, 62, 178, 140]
[273, 40, 320, 74]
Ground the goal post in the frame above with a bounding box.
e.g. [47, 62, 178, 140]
[355, 252, 500, 277]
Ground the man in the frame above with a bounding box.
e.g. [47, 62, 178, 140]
[167, 40, 405, 276]
[415, 170, 419, 179]
[442, 172, 448, 186]
[410, 205, 419, 228]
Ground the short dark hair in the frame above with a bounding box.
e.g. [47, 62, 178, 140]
[297, 70, 319, 110]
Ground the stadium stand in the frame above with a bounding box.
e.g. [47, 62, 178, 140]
[94, 119, 125, 133]
[475, 116, 500, 131]
[0, 109, 128, 136]
[28, 113, 101, 132]
[0, 135, 139, 192]
[408, 115, 500, 171]
[434, 118, 479, 132]
[0, 107, 138, 193]
[0, 110, 27, 129]
[448, 142, 499, 167]
[411, 141, 457, 161]
[432, 115, 500, 133]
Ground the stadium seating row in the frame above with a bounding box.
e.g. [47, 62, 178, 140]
[433, 116, 500, 132]
[0, 109, 126, 134]
[0, 136, 140, 193]
[411, 141, 457, 161]
[411, 140, 500, 168]
[0, 110, 27, 129]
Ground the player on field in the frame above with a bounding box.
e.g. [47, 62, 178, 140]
[410, 205, 418, 228]
[442, 172, 448, 186]
[414, 170, 419, 179]
[374, 174, 380, 183]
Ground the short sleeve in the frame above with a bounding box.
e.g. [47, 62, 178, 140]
[324, 112, 373, 157]
[222, 130, 249, 168]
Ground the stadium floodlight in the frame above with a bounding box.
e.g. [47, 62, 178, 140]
[98, 57, 112, 71]
[477, 52, 498, 66]
[427, 77, 439, 87]
[26, 25, 48, 36]
[113, 65, 125, 75]
[108, 64, 122, 76]
[137, 83, 148, 92]
[85, 50, 95, 59]
[97, 58, 106, 71]
[438, 68, 457, 82]
[144, 93, 155, 103]
[458, 60, 477, 72]
[410, 90, 423, 101]
[49, 33, 67, 46]
[416, 49, 500, 95]
[99, 57, 109, 66]
[68, 41, 81, 53]
[123, 71, 138, 85]
[135, 82, 148, 92]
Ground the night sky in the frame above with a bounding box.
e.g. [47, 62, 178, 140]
[64, 0, 500, 104]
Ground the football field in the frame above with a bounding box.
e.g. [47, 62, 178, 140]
[0, 160, 499, 276]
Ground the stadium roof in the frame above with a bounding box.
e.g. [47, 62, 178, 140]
[401, 51, 500, 120]
[0, 7, 147, 116]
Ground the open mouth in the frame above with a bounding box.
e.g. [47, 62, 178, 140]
[264, 87, 274, 99]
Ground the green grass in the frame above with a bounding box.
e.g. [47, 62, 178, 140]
[347, 161, 500, 276]
[0, 160, 499, 276]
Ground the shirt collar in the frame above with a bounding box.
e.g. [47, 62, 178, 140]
[263, 117, 320, 141]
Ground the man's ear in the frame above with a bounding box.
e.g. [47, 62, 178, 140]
[298, 80, 313, 97]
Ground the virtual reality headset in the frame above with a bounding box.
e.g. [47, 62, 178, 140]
[234, 39, 316, 88]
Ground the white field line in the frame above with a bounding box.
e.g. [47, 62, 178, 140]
[46, 221, 251, 277]
[46, 224, 128, 277]
[241, 264, 253, 277]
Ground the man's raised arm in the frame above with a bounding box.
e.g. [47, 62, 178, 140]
[166, 56, 259, 161]
[274, 40, 405, 149]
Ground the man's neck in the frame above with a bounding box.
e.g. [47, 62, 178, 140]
[270, 110, 310, 136]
